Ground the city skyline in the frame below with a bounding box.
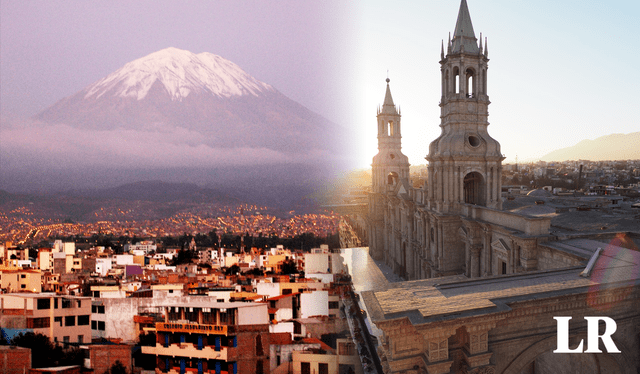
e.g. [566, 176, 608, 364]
[1, 1, 638, 172]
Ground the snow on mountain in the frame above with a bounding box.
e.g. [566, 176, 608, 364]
[32, 47, 353, 162]
[84, 47, 274, 101]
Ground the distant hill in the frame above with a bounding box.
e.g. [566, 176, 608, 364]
[0, 178, 326, 222]
[540, 132, 640, 161]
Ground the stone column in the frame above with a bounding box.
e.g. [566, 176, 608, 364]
[485, 167, 491, 207]
[470, 246, 481, 278]
[463, 324, 495, 374]
[460, 169, 465, 204]
[422, 327, 456, 374]
[519, 240, 538, 271]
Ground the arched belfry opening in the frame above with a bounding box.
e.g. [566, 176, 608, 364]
[464, 172, 485, 206]
[466, 68, 475, 98]
[387, 120, 394, 136]
[453, 67, 460, 94]
[388, 172, 399, 185]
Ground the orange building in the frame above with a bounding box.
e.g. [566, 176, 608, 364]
[142, 301, 271, 374]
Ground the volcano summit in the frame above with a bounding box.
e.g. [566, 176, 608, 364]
[35, 47, 345, 156]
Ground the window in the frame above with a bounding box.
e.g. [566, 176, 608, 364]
[328, 301, 339, 309]
[77, 300, 81, 308]
[65, 316, 75, 326]
[62, 298, 72, 308]
[20, 274, 26, 279]
[301, 362, 311, 374]
[27, 317, 50, 329]
[63, 336, 69, 344]
[20, 284, 26, 289]
[37, 299, 51, 310]
[339, 342, 355, 356]
[501, 261, 507, 275]
[78, 315, 90, 326]
[78, 335, 83, 344]
[202, 312, 215, 325]
[91, 321, 97, 330]
[255, 335, 263, 356]
[185, 308, 198, 323]
[54, 317, 62, 326]
[93, 291, 100, 298]
[98, 321, 105, 331]
[319, 363, 329, 374]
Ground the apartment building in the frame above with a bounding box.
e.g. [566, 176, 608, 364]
[0, 266, 41, 293]
[0, 293, 91, 344]
[142, 301, 270, 374]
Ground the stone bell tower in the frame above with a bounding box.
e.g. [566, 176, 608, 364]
[368, 78, 410, 261]
[426, 0, 504, 214]
[372, 78, 410, 194]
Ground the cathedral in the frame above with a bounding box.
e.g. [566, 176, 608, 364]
[368, 0, 552, 281]
[362, 1, 640, 373]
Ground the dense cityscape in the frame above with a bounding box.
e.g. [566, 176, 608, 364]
[1, 0, 639, 372]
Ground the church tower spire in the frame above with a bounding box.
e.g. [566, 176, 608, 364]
[426, 0, 504, 213]
[451, 0, 478, 54]
[372, 78, 410, 194]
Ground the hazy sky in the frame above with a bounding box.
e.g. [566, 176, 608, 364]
[2, 0, 639, 169]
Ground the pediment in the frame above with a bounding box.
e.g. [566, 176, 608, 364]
[491, 238, 510, 253]
[458, 226, 468, 238]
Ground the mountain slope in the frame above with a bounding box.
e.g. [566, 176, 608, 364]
[540, 132, 640, 161]
[34, 47, 346, 155]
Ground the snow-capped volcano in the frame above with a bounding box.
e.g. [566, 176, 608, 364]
[84, 47, 274, 101]
[34, 48, 348, 157]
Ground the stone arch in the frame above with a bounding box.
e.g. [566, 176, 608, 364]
[388, 172, 398, 185]
[465, 67, 476, 98]
[501, 334, 630, 374]
[464, 171, 486, 206]
[453, 66, 460, 94]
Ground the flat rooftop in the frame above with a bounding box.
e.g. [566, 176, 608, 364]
[362, 240, 640, 326]
[503, 194, 640, 236]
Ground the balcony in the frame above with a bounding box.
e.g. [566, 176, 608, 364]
[166, 369, 230, 374]
[143, 343, 235, 361]
[156, 322, 230, 336]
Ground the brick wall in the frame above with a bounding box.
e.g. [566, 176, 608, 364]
[0, 346, 31, 374]
[89, 344, 131, 374]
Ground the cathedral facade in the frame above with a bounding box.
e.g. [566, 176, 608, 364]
[363, 2, 640, 373]
[368, 0, 569, 281]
